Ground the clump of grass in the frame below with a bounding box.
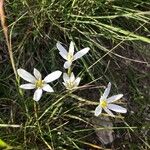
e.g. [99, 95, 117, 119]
[0, 0, 149, 149]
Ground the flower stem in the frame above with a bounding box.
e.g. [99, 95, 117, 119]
[67, 67, 72, 76]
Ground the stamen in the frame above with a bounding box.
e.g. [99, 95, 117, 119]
[100, 100, 107, 108]
[67, 53, 74, 62]
[66, 81, 75, 89]
[35, 80, 44, 88]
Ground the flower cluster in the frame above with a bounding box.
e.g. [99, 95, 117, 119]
[57, 41, 89, 90]
[17, 41, 127, 117]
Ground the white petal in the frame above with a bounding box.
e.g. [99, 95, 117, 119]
[63, 82, 70, 90]
[44, 71, 62, 83]
[94, 105, 102, 116]
[33, 88, 43, 101]
[62, 82, 67, 87]
[33, 68, 42, 80]
[56, 42, 67, 56]
[108, 104, 127, 113]
[64, 61, 72, 69]
[107, 94, 123, 103]
[74, 47, 90, 60]
[100, 82, 111, 100]
[17, 69, 36, 83]
[20, 84, 35, 89]
[70, 72, 75, 82]
[69, 41, 74, 56]
[103, 107, 114, 117]
[75, 77, 81, 86]
[42, 84, 54, 92]
[59, 52, 67, 60]
[63, 73, 69, 83]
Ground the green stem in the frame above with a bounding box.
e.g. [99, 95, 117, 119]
[33, 101, 52, 150]
[67, 67, 72, 76]
[34, 101, 38, 123]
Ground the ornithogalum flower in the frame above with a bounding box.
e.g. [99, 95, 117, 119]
[94, 82, 127, 117]
[17, 68, 62, 101]
[63, 72, 81, 90]
[56, 41, 90, 69]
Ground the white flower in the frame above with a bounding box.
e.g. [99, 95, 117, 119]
[56, 41, 90, 69]
[17, 68, 62, 101]
[62, 72, 81, 90]
[94, 82, 127, 117]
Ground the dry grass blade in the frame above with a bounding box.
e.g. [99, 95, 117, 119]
[0, 124, 21, 128]
[71, 138, 106, 150]
[0, 0, 17, 79]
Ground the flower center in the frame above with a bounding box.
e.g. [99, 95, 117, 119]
[35, 80, 44, 88]
[67, 53, 74, 62]
[100, 100, 107, 108]
[66, 81, 75, 90]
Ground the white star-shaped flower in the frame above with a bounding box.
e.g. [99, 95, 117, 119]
[56, 41, 90, 69]
[94, 82, 127, 117]
[62, 72, 81, 90]
[17, 68, 62, 101]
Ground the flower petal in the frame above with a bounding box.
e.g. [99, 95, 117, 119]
[20, 84, 35, 89]
[100, 82, 111, 100]
[44, 71, 62, 83]
[33, 88, 43, 101]
[103, 107, 114, 117]
[75, 77, 81, 87]
[74, 47, 90, 60]
[62, 82, 67, 88]
[64, 61, 72, 69]
[69, 41, 74, 56]
[63, 73, 69, 83]
[59, 52, 67, 60]
[56, 41, 67, 56]
[42, 84, 54, 92]
[70, 72, 75, 82]
[17, 68, 36, 83]
[33, 68, 42, 80]
[107, 94, 123, 103]
[94, 105, 102, 116]
[108, 104, 127, 113]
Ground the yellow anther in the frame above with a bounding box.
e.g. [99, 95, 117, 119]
[67, 53, 74, 62]
[35, 80, 43, 88]
[66, 81, 74, 89]
[100, 100, 107, 108]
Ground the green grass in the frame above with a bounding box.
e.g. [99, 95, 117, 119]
[0, 0, 150, 149]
